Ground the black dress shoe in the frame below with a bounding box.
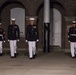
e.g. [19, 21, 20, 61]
[72, 56, 75, 58]
[11, 56, 15, 58]
[29, 57, 33, 59]
[0, 53, 3, 56]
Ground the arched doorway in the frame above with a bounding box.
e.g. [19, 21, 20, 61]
[0, 0, 27, 49]
[37, 1, 65, 51]
[50, 8, 62, 47]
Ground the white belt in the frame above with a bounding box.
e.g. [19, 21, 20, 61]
[0, 34, 2, 36]
[71, 34, 76, 36]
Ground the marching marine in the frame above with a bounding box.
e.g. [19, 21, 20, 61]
[8, 18, 20, 58]
[0, 22, 5, 56]
[68, 21, 76, 58]
[26, 17, 39, 59]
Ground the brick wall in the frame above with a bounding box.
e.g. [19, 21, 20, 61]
[0, 0, 76, 49]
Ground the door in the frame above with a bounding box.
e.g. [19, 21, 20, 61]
[50, 8, 62, 47]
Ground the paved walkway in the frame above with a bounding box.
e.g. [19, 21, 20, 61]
[0, 50, 76, 75]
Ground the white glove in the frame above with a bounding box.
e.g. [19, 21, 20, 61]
[17, 39, 19, 42]
[37, 39, 39, 42]
[26, 40, 28, 42]
[8, 40, 9, 42]
[3, 41, 5, 42]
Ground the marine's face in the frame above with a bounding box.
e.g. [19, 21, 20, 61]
[73, 23, 76, 27]
[30, 20, 34, 25]
[12, 21, 15, 25]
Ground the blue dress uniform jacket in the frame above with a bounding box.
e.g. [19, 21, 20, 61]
[26, 25, 39, 41]
[68, 27, 76, 42]
[8, 25, 20, 40]
[0, 28, 5, 41]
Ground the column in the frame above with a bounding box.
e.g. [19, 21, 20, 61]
[43, 0, 50, 52]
